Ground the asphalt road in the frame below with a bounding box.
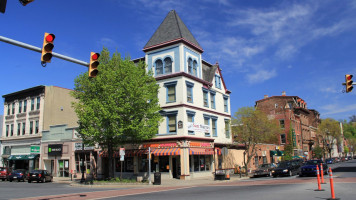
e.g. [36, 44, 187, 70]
[1, 159, 355, 200]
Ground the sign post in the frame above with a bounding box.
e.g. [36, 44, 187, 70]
[119, 148, 125, 180]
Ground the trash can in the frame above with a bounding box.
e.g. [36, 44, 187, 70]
[153, 172, 161, 185]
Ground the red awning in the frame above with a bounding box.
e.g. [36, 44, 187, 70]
[151, 148, 181, 156]
[190, 148, 214, 155]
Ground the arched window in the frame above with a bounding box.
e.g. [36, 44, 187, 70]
[188, 58, 192, 74]
[164, 57, 172, 74]
[193, 60, 197, 76]
[155, 59, 163, 75]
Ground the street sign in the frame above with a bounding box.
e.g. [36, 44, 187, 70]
[120, 155, 124, 161]
[120, 148, 125, 156]
[221, 147, 228, 156]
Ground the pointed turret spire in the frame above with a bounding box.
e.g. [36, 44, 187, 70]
[143, 10, 203, 52]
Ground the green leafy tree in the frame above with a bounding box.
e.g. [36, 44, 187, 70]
[231, 107, 279, 174]
[72, 48, 163, 178]
[313, 145, 323, 159]
[283, 124, 294, 161]
[318, 118, 341, 159]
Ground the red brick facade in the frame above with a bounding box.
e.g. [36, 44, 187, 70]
[255, 92, 321, 160]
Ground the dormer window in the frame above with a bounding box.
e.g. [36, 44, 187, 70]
[193, 60, 197, 76]
[155, 59, 163, 75]
[188, 58, 198, 77]
[164, 57, 172, 74]
[155, 57, 173, 76]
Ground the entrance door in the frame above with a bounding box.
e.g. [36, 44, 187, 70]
[172, 157, 177, 178]
[58, 160, 69, 177]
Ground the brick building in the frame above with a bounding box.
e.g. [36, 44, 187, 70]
[255, 92, 321, 160]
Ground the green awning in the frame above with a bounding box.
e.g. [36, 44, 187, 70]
[8, 155, 27, 160]
[26, 154, 39, 160]
[270, 150, 277, 156]
[7, 154, 39, 160]
[277, 151, 285, 156]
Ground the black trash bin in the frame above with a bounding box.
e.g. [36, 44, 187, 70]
[153, 172, 161, 185]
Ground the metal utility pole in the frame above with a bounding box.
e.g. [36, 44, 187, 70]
[148, 147, 151, 185]
[0, 35, 89, 67]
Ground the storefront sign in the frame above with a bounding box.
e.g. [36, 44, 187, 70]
[143, 143, 177, 148]
[74, 143, 95, 151]
[48, 144, 63, 156]
[187, 122, 210, 133]
[190, 142, 212, 147]
[30, 146, 40, 153]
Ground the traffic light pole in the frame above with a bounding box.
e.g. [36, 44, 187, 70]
[0, 35, 89, 67]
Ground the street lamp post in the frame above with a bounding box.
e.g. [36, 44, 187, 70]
[80, 142, 85, 183]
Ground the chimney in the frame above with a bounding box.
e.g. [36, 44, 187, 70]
[282, 91, 286, 96]
[264, 95, 268, 99]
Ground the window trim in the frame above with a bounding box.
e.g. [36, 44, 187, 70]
[203, 88, 209, 108]
[186, 81, 194, 103]
[166, 111, 178, 135]
[164, 81, 178, 103]
[187, 110, 196, 135]
[223, 95, 229, 112]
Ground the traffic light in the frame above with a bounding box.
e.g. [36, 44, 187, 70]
[89, 52, 100, 77]
[0, 0, 7, 13]
[345, 74, 353, 93]
[41, 33, 55, 63]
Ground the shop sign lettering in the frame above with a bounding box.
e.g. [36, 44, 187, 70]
[187, 122, 210, 133]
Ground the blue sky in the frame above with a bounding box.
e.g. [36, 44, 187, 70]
[1, 0, 356, 121]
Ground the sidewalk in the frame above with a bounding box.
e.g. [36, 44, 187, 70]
[53, 174, 249, 188]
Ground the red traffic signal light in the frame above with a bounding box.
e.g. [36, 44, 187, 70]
[89, 52, 100, 77]
[345, 74, 353, 93]
[41, 33, 55, 63]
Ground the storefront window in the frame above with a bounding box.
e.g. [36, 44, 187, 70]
[138, 156, 148, 172]
[192, 155, 211, 172]
[115, 157, 134, 172]
[75, 152, 90, 173]
[158, 156, 169, 172]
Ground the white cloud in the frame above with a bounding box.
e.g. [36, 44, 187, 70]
[321, 103, 356, 116]
[97, 37, 119, 49]
[246, 69, 277, 84]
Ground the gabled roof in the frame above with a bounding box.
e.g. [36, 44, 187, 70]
[143, 10, 203, 52]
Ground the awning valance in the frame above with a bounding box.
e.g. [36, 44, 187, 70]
[151, 148, 180, 156]
[7, 154, 39, 160]
[190, 148, 214, 155]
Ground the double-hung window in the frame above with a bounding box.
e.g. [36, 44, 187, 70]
[36, 97, 40, 110]
[215, 74, 221, 89]
[210, 91, 216, 109]
[35, 120, 39, 134]
[211, 116, 217, 137]
[188, 58, 192, 74]
[31, 98, 35, 111]
[186, 81, 194, 103]
[204, 114, 210, 137]
[5, 125, 8, 137]
[7, 105, 10, 115]
[12, 103, 15, 114]
[223, 95, 229, 112]
[193, 60, 197, 76]
[18, 101, 22, 113]
[203, 88, 209, 107]
[187, 110, 196, 135]
[164, 81, 177, 103]
[23, 100, 27, 112]
[10, 124, 13, 136]
[17, 123, 21, 136]
[225, 119, 230, 138]
[22, 122, 26, 135]
[30, 121, 33, 134]
[166, 111, 178, 134]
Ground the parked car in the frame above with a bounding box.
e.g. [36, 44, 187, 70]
[8, 169, 28, 182]
[326, 158, 333, 164]
[299, 160, 328, 177]
[0, 167, 11, 181]
[271, 161, 301, 177]
[347, 156, 352, 160]
[27, 170, 53, 183]
[250, 163, 277, 178]
[332, 157, 340, 163]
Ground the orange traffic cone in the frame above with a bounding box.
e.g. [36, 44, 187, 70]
[320, 163, 326, 184]
[327, 167, 340, 200]
[315, 165, 325, 191]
